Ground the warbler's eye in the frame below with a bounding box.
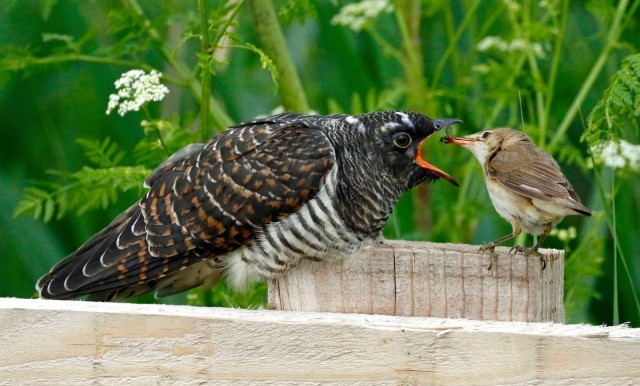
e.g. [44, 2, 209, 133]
[392, 132, 412, 148]
[482, 131, 491, 139]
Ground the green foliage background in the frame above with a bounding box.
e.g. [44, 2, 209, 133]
[1, 0, 638, 325]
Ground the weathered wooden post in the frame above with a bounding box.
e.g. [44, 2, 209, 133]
[269, 241, 564, 323]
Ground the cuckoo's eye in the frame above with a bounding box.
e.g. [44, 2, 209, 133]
[392, 132, 412, 149]
[482, 131, 491, 139]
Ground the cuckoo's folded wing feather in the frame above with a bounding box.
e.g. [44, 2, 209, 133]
[37, 115, 335, 300]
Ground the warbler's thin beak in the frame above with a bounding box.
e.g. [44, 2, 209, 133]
[448, 136, 476, 146]
[415, 118, 462, 187]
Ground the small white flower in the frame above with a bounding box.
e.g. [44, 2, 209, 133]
[476, 36, 546, 58]
[476, 36, 508, 52]
[331, 0, 393, 32]
[550, 226, 577, 242]
[106, 69, 169, 116]
[510, 38, 538, 56]
[591, 140, 640, 170]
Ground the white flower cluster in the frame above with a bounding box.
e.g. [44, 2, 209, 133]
[550, 226, 577, 242]
[476, 36, 547, 58]
[106, 69, 169, 116]
[331, 0, 392, 32]
[590, 140, 640, 170]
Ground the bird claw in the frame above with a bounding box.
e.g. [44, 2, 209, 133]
[477, 244, 498, 270]
[508, 245, 541, 256]
[509, 245, 546, 270]
[478, 243, 496, 254]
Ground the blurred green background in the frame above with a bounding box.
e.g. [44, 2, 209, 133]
[1, 0, 638, 326]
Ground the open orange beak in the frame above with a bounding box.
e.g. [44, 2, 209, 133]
[416, 118, 462, 187]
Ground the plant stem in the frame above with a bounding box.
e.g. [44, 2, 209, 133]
[123, 0, 233, 130]
[541, 0, 569, 145]
[394, 1, 427, 111]
[611, 168, 619, 325]
[247, 0, 309, 112]
[592, 163, 640, 324]
[198, 0, 212, 142]
[395, 0, 438, 234]
[549, 0, 633, 150]
[1, 47, 188, 89]
[487, 54, 529, 127]
[431, 0, 482, 89]
[143, 108, 170, 156]
[524, 46, 546, 145]
[368, 30, 405, 63]
[154, 126, 171, 156]
[8, 50, 230, 132]
[211, 0, 245, 50]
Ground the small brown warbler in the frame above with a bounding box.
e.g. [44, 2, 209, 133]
[444, 128, 591, 256]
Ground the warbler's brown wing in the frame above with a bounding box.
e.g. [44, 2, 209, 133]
[37, 114, 335, 300]
[487, 143, 591, 216]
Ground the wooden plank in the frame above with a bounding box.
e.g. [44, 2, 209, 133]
[0, 298, 638, 385]
[269, 241, 564, 322]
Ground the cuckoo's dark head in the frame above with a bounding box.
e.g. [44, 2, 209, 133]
[351, 111, 461, 189]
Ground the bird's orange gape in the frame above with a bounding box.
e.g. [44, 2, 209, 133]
[416, 137, 459, 186]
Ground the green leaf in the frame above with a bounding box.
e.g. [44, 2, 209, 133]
[0, 46, 36, 85]
[278, 0, 317, 25]
[239, 43, 279, 90]
[106, 9, 154, 58]
[75, 137, 125, 168]
[14, 166, 150, 222]
[584, 53, 640, 147]
[13, 184, 58, 222]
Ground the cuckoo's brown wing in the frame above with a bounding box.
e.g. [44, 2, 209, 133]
[37, 115, 335, 300]
[486, 143, 591, 215]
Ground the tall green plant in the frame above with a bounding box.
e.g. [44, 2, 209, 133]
[582, 53, 640, 324]
[6, 0, 285, 307]
[2, 0, 638, 325]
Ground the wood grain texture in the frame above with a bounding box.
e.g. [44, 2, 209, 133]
[269, 241, 564, 322]
[1, 298, 638, 385]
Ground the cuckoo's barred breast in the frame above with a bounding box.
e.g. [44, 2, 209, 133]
[37, 111, 461, 301]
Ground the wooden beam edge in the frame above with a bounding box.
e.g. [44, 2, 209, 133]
[1, 297, 636, 339]
[2, 297, 639, 384]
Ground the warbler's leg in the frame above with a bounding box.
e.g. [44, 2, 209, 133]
[481, 222, 521, 270]
[535, 223, 553, 269]
[532, 223, 552, 251]
[509, 223, 553, 268]
[481, 222, 521, 253]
